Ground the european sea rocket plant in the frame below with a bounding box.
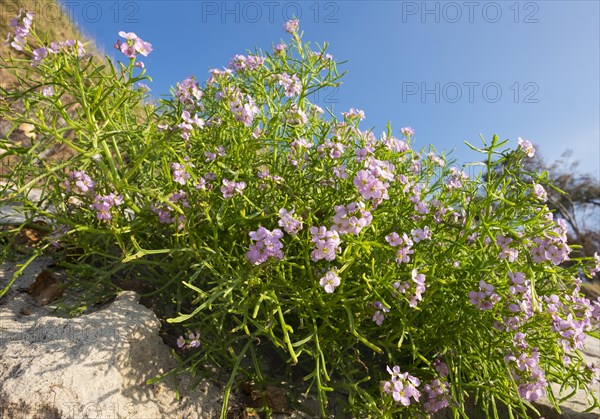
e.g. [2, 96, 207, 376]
[2, 14, 599, 419]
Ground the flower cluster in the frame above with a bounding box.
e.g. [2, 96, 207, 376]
[497, 234, 519, 263]
[445, 167, 468, 190]
[400, 126, 414, 137]
[246, 227, 284, 265]
[468, 280, 501, 310]
[92, 193, 123, 221]
[383, 132, 409, 153]
[504, 346, 547, 402]
[332, 202, 372, 235]
[284, 105, 308, 126]
[411, 226, 432, 243]
[372, 301, 390, 326]
[114, 31, 152, 59]
[178, 110, 205, 141]
[394, 269, 427, 308]
[277, 72, 301, 97]
[64, 170, 95, 194]
[386, 232, 414, 264]
[176, 331, 200, 349]
[590, 252, 600, 276]
[317, 138, 345, 159]
[422, 378, 450, 413]
[342, 108, 365, 121]
[5, 8, 33, 51]
[310, 226, 341, 262]
[283, 18, 299, 34]
[289, 138, 313, 167]
[382, 366, 421, 406]
[278, 208, 303, 235]
[530, 218, 571, 265]
[497, 271, 534, 331]
[221, 179, 246, 198]
[176, 76, 203, 108]
[229, 93, 259, 127]
[533, 183, 547, 201]
[32, 39, 87, 66]
[229, 54, 265, 72]
[354, 157, 395, 205]
[517, 137, 536, 157]
[170, 162, 191, 185]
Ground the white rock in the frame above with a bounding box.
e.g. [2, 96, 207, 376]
[0, 260, 226, 418]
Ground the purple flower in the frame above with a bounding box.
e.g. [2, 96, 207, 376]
[422, 378, 450, 413]
[176, 336, 186, 348]
[284, 106, 308, 126]
[92, 193, 123, 221]
[283, 18, 299, 34]
[278, 208, 303, 235]
[188, 332, 201, 348]
[116, 31, 152, 58]
[65, 170, 95, 194]
[411, 226, 432, 243]
[277, 72, 302, 97]
[246, 227, 284, 265]
[273, 43, 286, 55]
[341, 108, 365, 121]
[319, 270, 341, 293]
[533, 183, 547, 202]
[332, 202, 372, 235]
[230, 94, 259, 127]
[372, 301, 389, 326]
[382, 366, 421, 406]
[518, 137, 535, 157]
[31, 47, 48, 65]
[176, 76, 203, 107]
[170, 162, 190, 185]
[590, 252, 600, 276]
[400, 126, 414, 137]
[42, 86, 54, 97]
[310, 226, 341, 262]
[469, 280, 501, 310]
[6, 9, 34, 51]
[221, 179, 246, 198]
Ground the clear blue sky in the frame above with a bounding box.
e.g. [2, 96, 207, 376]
[51, 0, 599, 178]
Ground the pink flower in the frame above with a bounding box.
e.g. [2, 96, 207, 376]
[246, 227, 284, 265]
[278, 208, 303, 235]
[283, 18, 299, 34]
[517, 137, 535, 157]
[533, 183, 547, 202]
[319, 270, 341, 293]
[221, 179, 246, 198]
[278, 73, 302, 97]
[400, 126, 414, 137]
[273, 43, 286, 55]
[170, 163, 190, 185]
[116, 31, 152, 58]
[342, 108, 365, 121]
[411, 226, 432, 243]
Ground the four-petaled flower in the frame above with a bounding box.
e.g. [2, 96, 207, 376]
[319, 270, 341, 293]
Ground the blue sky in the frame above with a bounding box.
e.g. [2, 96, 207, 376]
[50, 0, 599, 178]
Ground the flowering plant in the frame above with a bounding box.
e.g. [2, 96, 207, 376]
[1, 14, 599, 418]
